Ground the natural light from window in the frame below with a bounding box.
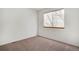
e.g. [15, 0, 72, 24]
[43, 9, 64, 28]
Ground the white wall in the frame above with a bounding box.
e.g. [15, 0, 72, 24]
[0, 8, 37, 45]
[38, 8, 79, 47]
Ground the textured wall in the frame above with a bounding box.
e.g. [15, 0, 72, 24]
[38, 8, 79, 47]
[0, 8, 37, 45]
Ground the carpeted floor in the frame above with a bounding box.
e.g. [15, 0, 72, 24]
[0, 36, 79, 51]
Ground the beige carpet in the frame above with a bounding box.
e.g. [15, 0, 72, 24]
[0, 36, 79, 51]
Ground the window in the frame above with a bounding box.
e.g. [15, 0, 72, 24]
[43, 9, 64, 29]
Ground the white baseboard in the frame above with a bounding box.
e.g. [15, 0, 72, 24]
[0, 34, 37, 46]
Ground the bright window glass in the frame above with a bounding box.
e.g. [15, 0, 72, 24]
[44, 9, 64, 28]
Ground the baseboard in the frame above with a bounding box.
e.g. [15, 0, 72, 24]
[38, 35, 79, 48]
[0, 35, 37, 46]
[1, 35, 79, 48]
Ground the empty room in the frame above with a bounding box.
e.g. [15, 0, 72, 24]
[0, 8, 79, 51]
